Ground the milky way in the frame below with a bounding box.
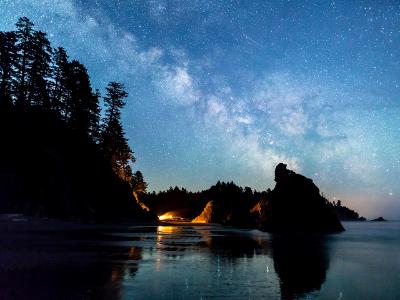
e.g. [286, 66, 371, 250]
[1, 0, 399, 218]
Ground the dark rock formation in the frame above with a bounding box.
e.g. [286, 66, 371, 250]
[0, 109, 156, 222]
[192, 201, 214, 223]
[258, 163, 344, 233]
[192, 199, 254, 226]
[190, 182, 256, 227]
[371, 217, 387, 221]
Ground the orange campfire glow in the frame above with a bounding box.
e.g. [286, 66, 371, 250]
[158, 212, 176, 221]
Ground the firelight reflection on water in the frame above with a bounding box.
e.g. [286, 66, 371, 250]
[0, 222, 399, 299]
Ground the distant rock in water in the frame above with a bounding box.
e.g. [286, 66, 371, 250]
[371, 217, 387, 222]
[257, 163, 344, 233]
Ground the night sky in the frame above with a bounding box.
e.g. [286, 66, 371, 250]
[1, 0, 399, 218]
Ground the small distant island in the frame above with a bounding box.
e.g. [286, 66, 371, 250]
[0, 17, 370, 233]
[371, 217, 387, 222]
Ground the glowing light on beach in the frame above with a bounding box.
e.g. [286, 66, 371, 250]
[158, 212, 176, 221]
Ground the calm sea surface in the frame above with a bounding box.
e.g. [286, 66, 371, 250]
[0, 219, 399, 299]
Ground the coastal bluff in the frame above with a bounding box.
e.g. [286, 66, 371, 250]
[257, 163, 344, 233]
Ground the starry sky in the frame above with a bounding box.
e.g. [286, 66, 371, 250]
[1, 0, 400, 218]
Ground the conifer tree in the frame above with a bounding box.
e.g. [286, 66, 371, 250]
[0, 31, 17, 108]
[90, 88, 102, 142]
[131, 171, 148, 194]
[15, 17, 35, 108]
[66, 60, 100, 140]
[51, 47, 70, 116]
[100, 82, 135, 181]
[28, 30, 52, 108]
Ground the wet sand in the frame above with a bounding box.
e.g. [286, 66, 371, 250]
[1, 215, 399, 300]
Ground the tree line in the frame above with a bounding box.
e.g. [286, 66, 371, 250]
[0, 17, 146, 193]
[143, 181, 268, 220]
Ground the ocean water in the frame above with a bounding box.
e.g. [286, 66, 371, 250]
[0, 219, 399, 299]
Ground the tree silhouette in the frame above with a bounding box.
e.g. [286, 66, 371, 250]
[91, 88, 102, 142]
[15, 17, 35, 108]
[100, 82, 134, 181]
[28, 30, 52, 108]
[51, 47, 70, 116]
[0, 31, 17, 108]
[66, 60, 100, 140]
[131, 171, 148, 194]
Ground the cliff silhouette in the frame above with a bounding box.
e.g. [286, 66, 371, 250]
[0, 109, 155, 222]
[192, 201, 214, 223]
[256, 163, 344, 233]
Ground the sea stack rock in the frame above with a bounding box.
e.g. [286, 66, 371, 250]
[259, 163, 344, 233]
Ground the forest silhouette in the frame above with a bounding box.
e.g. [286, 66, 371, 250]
[0, 17, 153, 221]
